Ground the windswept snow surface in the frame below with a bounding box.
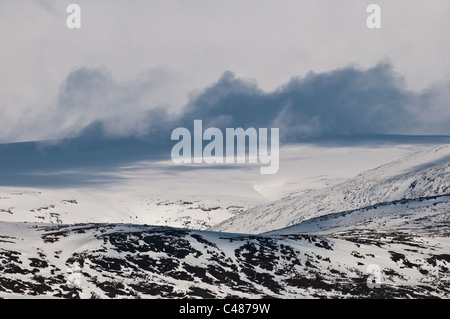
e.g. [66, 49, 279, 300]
[1, 141, 449, 298]
[0, 143, 432, 229]
[213, 144, 450, 234]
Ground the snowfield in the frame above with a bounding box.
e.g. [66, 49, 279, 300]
[0, 141, 449, 298]
[213, 144, 450, 234]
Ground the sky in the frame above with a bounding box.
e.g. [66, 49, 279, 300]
[1, 0, 450, 143]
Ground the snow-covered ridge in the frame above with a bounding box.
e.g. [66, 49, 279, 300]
[0, 221, 448, 299]
[267, 193, 450, 236]
[1, 143, 449, 299]
[0, 190, 252, 230]
[212, 144, 450, 234]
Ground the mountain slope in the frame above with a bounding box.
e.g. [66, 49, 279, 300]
[267, 193, 450, 235]
[212, 144, 450, 234]
[0, 221, 448, 299]
[1, 143, 450, 299]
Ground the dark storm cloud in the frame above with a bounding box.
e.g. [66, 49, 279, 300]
[176, 62, 422, 142]
[55, 62, 449, 143]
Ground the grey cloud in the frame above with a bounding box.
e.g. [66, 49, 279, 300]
[3, 0, 450, 145]
[30, 62, 450, 144]
[49, 67, 174, 139]
[177, 62, 427, 142]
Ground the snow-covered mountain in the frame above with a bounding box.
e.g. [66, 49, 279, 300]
[0, 189, 253, 230]
[1, 153, 449, 298]
[0, 218, 448, 299]
[1, 140, 449, 298]
[268, 193, 450, 236]
[213, 144, 450, 234]
[0, 141, 426, 230]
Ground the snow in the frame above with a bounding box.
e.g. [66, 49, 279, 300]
[0, 143, 432, 230]
[213, 144, 450, 234]
[0, 140, 449, 298]
[0, 220, 448, 298]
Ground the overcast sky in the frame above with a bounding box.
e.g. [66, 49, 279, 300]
[1, 0, 450, 142]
